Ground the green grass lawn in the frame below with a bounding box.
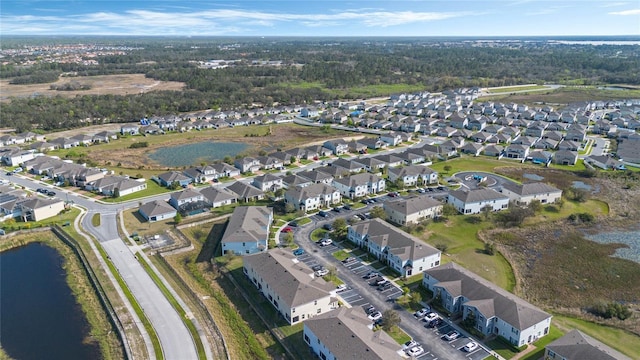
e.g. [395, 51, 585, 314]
[429, 155, 534, 176]
[384, 326, 412, 345]
[524, 198, 609, 224]
[519, 326, 564, 360]
[485, 85, 548, 93]
[310, 228, 329, 241]
[296, 217, 312, 226]
[332, 250, 349, 261]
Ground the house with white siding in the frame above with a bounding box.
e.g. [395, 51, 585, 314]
[387, 165, 438, 187]
[284, 183, 341, 212]
[447, 188, 509, 214]
[348, 218, 441, 277]
[221, 206, 272, 255]
[332, 173, 385, 199]
[200, 186, 237, 208]
[243, 249, 338, 325]
[384, 195, 443, 225]
[501, 182, 562, 206]
[423, 262, 552, 347]
[138, 200, 177, 222]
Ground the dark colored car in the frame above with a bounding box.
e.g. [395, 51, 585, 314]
[318, 210, 329, 217]
[323, 223, 333, 231]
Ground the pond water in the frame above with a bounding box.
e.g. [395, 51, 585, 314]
[523, 173, 544, 181]
[1, 243, 101, 360]
[572, 181, 592, 190]
[149, 141, 249, 167]
[584, 230, 640, 264]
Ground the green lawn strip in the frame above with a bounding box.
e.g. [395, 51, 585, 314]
[384, 326, 412, 345]
[548, 159, 587, 171]
[350, 248, 367, 257]
[296, 217, 312, 226]
[396, 274, 423, 289]
[332, 250, 349, 261]
[429, 155, 533, 175]
[552, 314, 640, 358]
[369, 261, 386, 270]
[485, 337, 520, 359]
[310, 228, 329, 241]
[92, 213, 101, 226]
[102, 180, 170, 203]
[519, 326, 564, 360]
[136, 256, 206, 360]
[1, 207, 81, 232]
[94, 244, 163, 360]
[485, 85, 548, 93]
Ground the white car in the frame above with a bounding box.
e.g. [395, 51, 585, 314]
[406, 346, 424, 357]
[368, 311, 382, 321]
[443, 330, 460, 341]
[319, 238, 333, 246]
[414, 308, 429, 319]
[336, 284, 347, 291]
[314, 269, 329, 277]
[424, 312, 439, 322]
[402, 340, 419, 350]
[463, 341, 478, 352]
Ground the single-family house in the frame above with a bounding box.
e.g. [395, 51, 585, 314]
[200, 186, 237, 208]
[120, 124, 140, 136]
[501, 182, 562, 206]
[0, 148, 35, 166]
[447, 188, 509, 214]
[284, 183, 341, 212]
[303, 307, 402, 360]
[460, 142, 484, 156]
[352, 157, 386, 173]
[347, 140, 367, 154]
[423, 262, 552, 347]
[388, 165, 438, 187]
[504, 144, 530, 159]
[330, 158, 365, 173]
[483, 144, 504, 157]
[243, 249, 337, 325]
[157, 171, 192, 188]
[585, 155, 626, 170]
[138, 200, 177, 222]
[17, 197, 65, 222]
[297, 170, 334, 185]
[384, 195, 443, 225]
[617, 136, 640, 164]
[380, 132, 403, 146]
[86, 176, 147, 197]
[558, 140, 580, 151]
[544, 329, 631, 360]
[348, 218, 441, 276]
[323, 140, 349, 155]
[183, 165, 219, 183]
[396, 150, 426, 165]
[372, 154, 403, 168]
[528, 150, 553, 165]
[280, 174, 312, 188]
[211, 163, 241, 178]
[553, 150, 579, 166]
[252, 173, 284, 192]
[169, 188, 204, 209]
[222, 206, 272, 255]
[234, 157, 262, 174]
[226, 181, 265, 202]
[332, 173, 385, 199]
[566, 124, 587, 142]
[256, 156, 283, 170]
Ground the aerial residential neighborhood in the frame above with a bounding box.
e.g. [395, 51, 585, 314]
[1, 10, 640, 360]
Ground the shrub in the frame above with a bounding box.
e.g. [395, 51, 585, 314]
[129, 141, 149, 149]
[591, 302, 632, 320]
[435, 243, 448, 253]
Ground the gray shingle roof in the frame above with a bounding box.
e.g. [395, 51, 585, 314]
[304, 307, 402, 360]
[545, 329, 631, 360]
[139, 200, 175, 217]
[222, 206, 272, 244]
[200, 186, 237, 204]
[502, 182, 561, 196]
[425, 262, 550, 331]
[243, 249, 334, 308]
[384, 195, 442, 216]
[449, 188, 508, 204]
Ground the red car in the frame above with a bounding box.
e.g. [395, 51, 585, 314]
[282, 227, 293, 233]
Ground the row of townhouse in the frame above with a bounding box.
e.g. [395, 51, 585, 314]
[423, 262, 552, 347]
[0, 184, 65, 222]
[446, 182, 562, 215]
[347, 218, 441, 277]
[0, 132, 46, 146]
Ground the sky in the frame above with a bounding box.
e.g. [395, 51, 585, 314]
[1, 0, 639, 37]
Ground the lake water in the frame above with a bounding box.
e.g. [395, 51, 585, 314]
[148, 141, 249, 167]
[584, 230, 640, 264]
[0, 243, 101, 360]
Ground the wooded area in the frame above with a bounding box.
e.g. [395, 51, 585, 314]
[2, 37, 639, 132]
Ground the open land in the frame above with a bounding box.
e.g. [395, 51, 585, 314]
[0, 74, 185, 101]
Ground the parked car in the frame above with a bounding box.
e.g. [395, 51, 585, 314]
[443, 330, 460, 341]
[356, 213, 366, 220]
[36, 188, 47, 193]
[375, 278, 388, 286]
[322, 223, 333, 231]
[288, 221, 298, 227]
[319, 238, 333, 247]
[336, 284, 348, 291]
[463, 341, 478, 352]
[314, 268, 329, 277]
[424, 312, 438, 322]
[414, 308, 429, 319]
[342, 204, 351, 210]
[387, 191, 399, 197]
[425, 317, 443, 328]
[332, 206, 342, 212]
[292, 248, 305, 256]
[367, 311, 382, 321]
[362, 271, 379, 279]
[281, 227, 293, 233]
[318, 210, 329, 217]
[46, 191, 56, 197]
[406, 346, 424, 357]
[311, 265, 324, 272]
[342, 257, 356, 264]
[402, 340, 419, 350]
[378, 282, 392, 291]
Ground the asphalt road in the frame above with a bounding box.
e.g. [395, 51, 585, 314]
[3, 173, 199, 360]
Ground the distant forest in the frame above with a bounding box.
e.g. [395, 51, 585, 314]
[2, 37, 639, 132]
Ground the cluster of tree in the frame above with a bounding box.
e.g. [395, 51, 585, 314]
[129, 141, 149, 149]
[49, 81, 92, 91]
[2, 38, 640, 131]
[590, 301, 633, 320]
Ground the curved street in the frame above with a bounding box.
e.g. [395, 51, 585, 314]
[3, 173, 200, 360]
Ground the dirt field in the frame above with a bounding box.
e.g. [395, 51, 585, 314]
[0, 74, 185, 101]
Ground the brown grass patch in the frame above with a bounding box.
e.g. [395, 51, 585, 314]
[0, 74, 185, 101]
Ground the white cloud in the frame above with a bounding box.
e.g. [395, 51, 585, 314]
[0, 7, 470, 35]
[599, 2, 629, 8]
[609, 8, 640, 15]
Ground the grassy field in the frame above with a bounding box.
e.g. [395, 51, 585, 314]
[484, 85, 548, 93]
[0, 74, 185, 101]
[429, 156, 534, 176]
[122, 208, 176, 237]
[280, 81, 425, 100]
[102, 180, 169, 203]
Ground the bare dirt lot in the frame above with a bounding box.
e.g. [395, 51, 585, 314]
[0, 74, 185, 101]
